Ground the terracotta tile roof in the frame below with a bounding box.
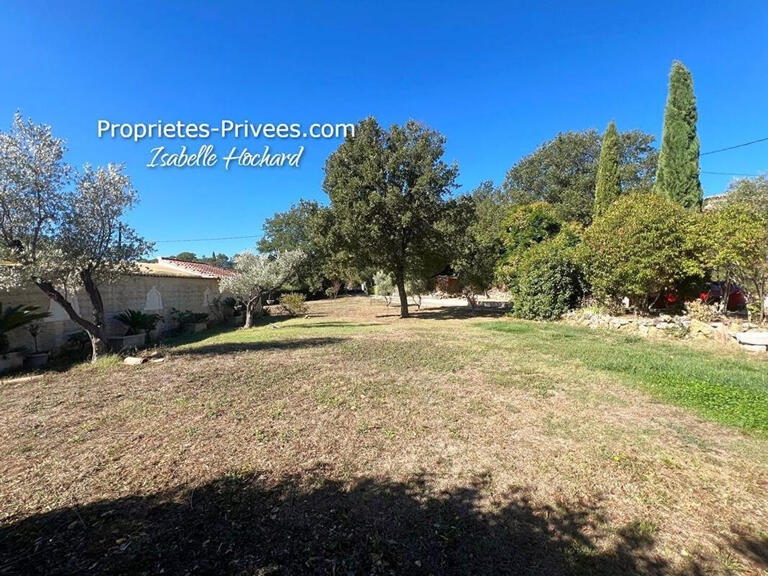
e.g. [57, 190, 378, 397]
[156, 257, 237, 278]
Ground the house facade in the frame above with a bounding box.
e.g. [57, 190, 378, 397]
[0, 258, 235, 353]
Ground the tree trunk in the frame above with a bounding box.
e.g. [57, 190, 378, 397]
[244, 301, 255, 328]
[396, 276, 409, 318]
[80, 270, 109, 361]
[721, 277, 732, 315]
[243, 295, 263, 328]
[87, 332, 105, 362]
[34, 280, 106, 363]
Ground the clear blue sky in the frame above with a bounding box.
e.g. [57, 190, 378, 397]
[2, 1, 767, 258]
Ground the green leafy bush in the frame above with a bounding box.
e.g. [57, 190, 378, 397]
[280, 292, 308, 316]
[510, 227, 586, 320]
[696, 202, 768, 321]
[496, 202, 563, 288]
[581, 192, 703, 310]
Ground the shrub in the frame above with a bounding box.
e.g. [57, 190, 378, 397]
[496, 202, 563, 288]
[208, 296, 237, 322]
[510, 228, 586, 320]
[581, 192, 703, 311]
[280, 292, 308, 316]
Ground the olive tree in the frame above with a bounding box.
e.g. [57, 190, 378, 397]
[0, 114, 151, 361]
[372, 270, 395, 306]
[221, 250, 304, 328]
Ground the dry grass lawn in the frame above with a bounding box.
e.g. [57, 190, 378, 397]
[1, 296, 766, 575]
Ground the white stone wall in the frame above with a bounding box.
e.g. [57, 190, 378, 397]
[1, 275, 221, 352]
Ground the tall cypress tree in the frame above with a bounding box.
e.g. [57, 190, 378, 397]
[593, 120, 621, 217]
[653, 61, 703, 210]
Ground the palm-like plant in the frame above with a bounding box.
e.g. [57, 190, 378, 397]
[114, 310, 162, 336]
[0, 303, 50, 354]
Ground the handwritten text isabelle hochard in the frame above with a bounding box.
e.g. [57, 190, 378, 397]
[147, 145, 305, 170]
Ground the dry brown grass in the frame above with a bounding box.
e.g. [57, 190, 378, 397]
[1, 296, 766, 575]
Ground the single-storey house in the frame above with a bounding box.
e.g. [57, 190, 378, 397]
[0, 257, 235, 353]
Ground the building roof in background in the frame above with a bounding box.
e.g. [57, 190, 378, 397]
[156, 257, 237, 279]
[134, 262, 203, 278]
[1, 259, 233, 279]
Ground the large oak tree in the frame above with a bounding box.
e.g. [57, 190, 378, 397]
[323, 118, 458, 317]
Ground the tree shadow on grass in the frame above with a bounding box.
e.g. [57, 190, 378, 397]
[375, 307, 508, 321]
[169, 336, 345, 358]
[0, 471, 710, 576]
[281, 321, 382, 329]
[726, 527, 768, 568]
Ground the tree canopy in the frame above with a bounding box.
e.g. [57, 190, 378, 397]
[722, 174, 768, 219]
[221, 250, 305, 328]
[495, 202, 563, 289]
[257, 200, 330, 292]
[502, 129, 658, 224]
[0, 114, 151, 360]
[323, 117, 459, 317]
[447, 182, 512, 304]
[698, 203, 768, 320]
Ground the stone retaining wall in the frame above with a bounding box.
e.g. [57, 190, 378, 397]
[563, 309, 768, 352]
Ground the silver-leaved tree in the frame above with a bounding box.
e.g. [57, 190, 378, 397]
[0, 113, 152, 361]
[221, 250, 304, 328]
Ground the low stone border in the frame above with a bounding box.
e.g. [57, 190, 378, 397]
[563, 310, 768, 352]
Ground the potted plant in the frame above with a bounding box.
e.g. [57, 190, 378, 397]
[172, 309, 209, 333]
[111, 310, 162, 350]
[0, 303, 50, 373]
[24, 323, 50, 369]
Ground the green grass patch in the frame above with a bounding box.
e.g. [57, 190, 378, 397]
[480, 321, 768, 434]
